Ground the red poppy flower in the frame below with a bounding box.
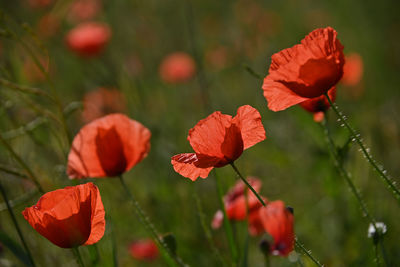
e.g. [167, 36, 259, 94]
[129, 239, 159, 261]
[299, 87, 336, 122]
[27, 0, 52, 8]
[212, 177, 267, 235]
[171, 105, 266, 181]
[262, 27, 344, 111]
[66, 22, 111, 57]
[81, 88, 127, 123]
[259, 200, 294, 257]
[68, 0, 102, 23]
[67, 113, 151, 178]
[159, 52, 196, 84]
[22, 182, 105, 248]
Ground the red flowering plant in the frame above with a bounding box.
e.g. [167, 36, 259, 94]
[212, 177, 267, 236]
[22, 182, 105, 248]
[65, 22, 111, 57]
[171, 105, 266, 181]
[159, 52, 196, 84]
[129, 239, 159, 261]
[262, 27, 344, 112]
[67, 113, 151, 178]
[299, 87, 336, 122]
[259, 201, 295, 257]
[81, 88, 127, 124]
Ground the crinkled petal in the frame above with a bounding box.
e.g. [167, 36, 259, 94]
[232, 105, 266, 149]
[171, 153, 217, 181]
[263, 27, 344, 110]
[263, 77, 309, 111]
[188, 112, 232, 157]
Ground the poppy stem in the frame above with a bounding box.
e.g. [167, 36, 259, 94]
[72, 247, 85, 267]
[0, 133, 44, 193]
[264, 253, 270, 267]
[193, 186, 227, 266]
[118, 175, 185, 267]
[230, 163, 266, 206]
[240, 187, 249, 267]
[320, 118, 388, 266]
[0, 180, 36, 267]
[294, 238, 323, 267]
[319, 118, 378, 228]
[214, 171, 239, 265]
[324, 93, 400, 203]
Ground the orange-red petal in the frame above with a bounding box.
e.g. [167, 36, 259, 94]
[22, 183, 105, 248]
[188, 111, 232, 158]
[263, 27, 344, 111]
[232, 105, 266, 149]
[299, 86, 336, 114]
[171, 153, 216, 181]
[259, 200, 294, 256]
[67, 113, 151, 178]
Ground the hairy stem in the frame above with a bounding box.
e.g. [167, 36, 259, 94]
[324, 93, 400, 203]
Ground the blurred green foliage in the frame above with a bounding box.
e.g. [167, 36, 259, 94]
[0, 0, 399, 266]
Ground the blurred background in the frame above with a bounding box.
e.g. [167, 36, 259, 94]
[0, 0, 399, 266]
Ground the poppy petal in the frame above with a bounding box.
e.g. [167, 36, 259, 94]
[171, 153, 217, 181]
[219, 124, 243, 165]
[22, 183, 105, 248]
[85, 184, 106, 245]
[259, 200, 294, 256]
[262, 77, 308, 111]
[188, 111, 232, 157]
[263, 27, 344, 111]
[67, 113, 150, 178]
[232, 105, 266, 149]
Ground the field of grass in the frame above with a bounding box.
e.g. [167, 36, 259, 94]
[0, 0, 399, 266]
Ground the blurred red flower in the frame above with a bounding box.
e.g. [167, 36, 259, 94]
[67, 113, 151, 178]
[259, 200, 294, 257]
[171, 105, 266, 181]
[68, 0, 102, 23]
[27, 0, 52, 8]
[262, 27, 344, 111]
[159, 52, 196, 84]
[22, 182, 105, 248]
[212, 177, 267, 235]
[81, 87, 127, 123]
[129, 239, 159, 261]
[66, 22, 111, 57]
[299, 87, 336, 122]
[342, 53, 363, 86]
[37, 14, 60, 38]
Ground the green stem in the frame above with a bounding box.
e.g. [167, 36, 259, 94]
[240, 179, 249, 267]
[231, 163, 324, 266]
[0, 134, 44, 193]
[72, 247, 85, 267]
[264, 254, 270, 267]
[294, 239, 323, 267]
[215, 171, 238, 265]
[230, 163, 266, 206]
[320, 119, 377, 227]
[320, 118, 385, 266]
[118, 175, 184, 267]
[193, 186, 227, 266]
[0, 181, 36, 267]
[324, 93, 400, 203]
